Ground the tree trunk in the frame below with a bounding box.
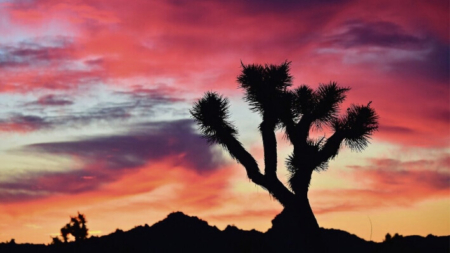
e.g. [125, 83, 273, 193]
[266, 193, 325, 253]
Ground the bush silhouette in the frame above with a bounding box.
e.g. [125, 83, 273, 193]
[385, 233, 392, 242]
[50, 236, 63, 245]
[191, 61, 378, 252]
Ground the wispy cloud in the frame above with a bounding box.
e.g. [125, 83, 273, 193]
[0, 36, 105, 92]
[312, 156, 450, 214]
[0, 114, 51, 133]
[0, 120, 227, 203]
[0, 86, 186, 133]
[0, 36, 74, 68]
[324, 20, 426, 49]
[0, 0, 448, 243]
[26, 94, 74, 107]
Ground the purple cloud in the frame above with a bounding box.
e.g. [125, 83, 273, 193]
[0, 36, 106, 92]
[0, 37, 74, 68]
[379, 124, 415, 134]
[27, 94, 74, 106]
[325, 20, 449, 82]
[0, 119, 226, 202]
[326, 20, 426, 49]
[393, 40, 449, 83]
[0, 114, 51, 132]
[116, 85, 184, 103]
[26, 119, 223, 171]
[235, 0, 350, 13]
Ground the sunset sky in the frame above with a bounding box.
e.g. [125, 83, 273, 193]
[0, 0, 448, 244]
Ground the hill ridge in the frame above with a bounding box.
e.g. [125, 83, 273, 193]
[1, 211, 448, 253]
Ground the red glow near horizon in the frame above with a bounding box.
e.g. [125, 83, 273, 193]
[0, 0, 448, 244]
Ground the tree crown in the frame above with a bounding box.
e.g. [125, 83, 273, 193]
[191, 62, 378, 201]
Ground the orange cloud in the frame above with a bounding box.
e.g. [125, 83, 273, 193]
[0, 157, 239, 243]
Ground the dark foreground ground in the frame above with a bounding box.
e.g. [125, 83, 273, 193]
[1, 212, 448, 253]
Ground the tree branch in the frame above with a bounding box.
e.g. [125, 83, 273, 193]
[281, 117, 297, 144]
[221, 132, 294, 206]
[294, 114, 313, 146]
[190, 92, 295, 206]
[318, 130, 344, 163]
[221, 132, 265, 185]
[260, 118, 277, 177]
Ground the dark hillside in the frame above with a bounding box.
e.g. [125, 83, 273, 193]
[1, 212, 448, 253]
[320, 228, 377, 252]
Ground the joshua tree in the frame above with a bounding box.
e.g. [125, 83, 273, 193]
[70, 212, 88, 241]
[58, 212, 89, 243]
[190, 62, 378, 252]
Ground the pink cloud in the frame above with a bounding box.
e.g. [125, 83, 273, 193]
[0, 0, 448, 199]
[0, 0, 448, 244]
[311, 156, 450, 214]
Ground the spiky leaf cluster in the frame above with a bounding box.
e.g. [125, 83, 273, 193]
[292, 82, 349, 126]
[333, 104, 379, 151]
[190, 92, 237, 146]
[312, 83, 350, 123]
[292, 85, 314, 117]
[237, 62, 292, 122]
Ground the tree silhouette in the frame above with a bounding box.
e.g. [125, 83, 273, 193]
[58, 212, 89, 243]
[190, 62, 378, 252]
[70, 212, 89, 241]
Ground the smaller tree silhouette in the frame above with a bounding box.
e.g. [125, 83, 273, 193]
[57, 212, 89, 243]
[70, 212, 89, 241]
